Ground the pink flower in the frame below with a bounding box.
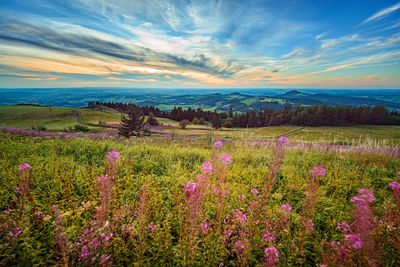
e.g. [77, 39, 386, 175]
[219, 153, 232, 165]
[201, 161, 212, 175]
[43, 214, 50, 220]
[337, 222, 351, 232]
[351, 188, 376, 204]
[265, 247, 279, 263]
[280, 204, 292, 211]
[184, 182, 198, 194]
[200, 219, 210, 235]
[389, 181, 400, 190]
[106, 150, 120, 161]
[234, 241, 245, 251]
[262, 230, 275, 242]
[277, 136, 289, 145]
[345, 234, 362, 249]
[303, 219, 315, 232]
[36, 211, 42, 216]
[18, 163, 31, 171]
[250, 188, 259, 196]
[214, 140, 223, 148]
[238, 194, 245, 200]
[233, 209, 247, 225]
[196, 174, 205, 181]
[98, 174, 109, 182]
[311, 166, 326, 177]
[148, 222, 157, 232]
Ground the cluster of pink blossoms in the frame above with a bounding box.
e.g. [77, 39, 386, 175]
[337, 222, 351, 232]
[250, 188, 259, 196]
[201, 161, 212, 175]
[350, 188, 376, 205]
[389, 181, 400, 190]
[219, 153, 232, 165]
[265, 246, 279, 265]
[18, 163, 32, 171]
[345, 234, 362, 249]
[98, 174, 110, 182]
[148, 222, 157, 232]
[311, 166, 326, 177]
[106, 150, 120, 162]
[35, 211, 51, 220]
[277, 136, 289, 145]
[213, 140, 223, 148]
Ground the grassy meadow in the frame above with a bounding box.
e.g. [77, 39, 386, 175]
[0, 105, 400, 266]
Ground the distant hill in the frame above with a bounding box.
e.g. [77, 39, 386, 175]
[0, 88, 399, 112]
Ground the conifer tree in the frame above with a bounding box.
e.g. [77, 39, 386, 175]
[118, 105, 145, 138]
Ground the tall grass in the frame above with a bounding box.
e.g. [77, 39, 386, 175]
[0, 133, 399, 265]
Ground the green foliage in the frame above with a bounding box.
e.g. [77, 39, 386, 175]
[0, 133, 399, 265]
[179, 119, 190, 129]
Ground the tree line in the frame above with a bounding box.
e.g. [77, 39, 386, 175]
[90, 102, 400, 128]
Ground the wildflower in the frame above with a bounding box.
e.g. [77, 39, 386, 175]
[98, 174, 110, 182]
[262, 230, 275, 242]
[303, 218, 315, 232]
[200, 219, 210, 235]
[18, 163, 31, 171]
[148, 222, 157, 232]
[201, 161, 212, 175]
[311, 165, 326, 177]
[219, 153, 232, 165]
[337, 222, 351, 232]
[4, 210, 10, 216]
[351, 188, 376, 204]
[330, 241, 341, 247]
[389, 181, 400, 190]
[234, 241, 245, 251]
[238, 194, 245, 200]
[250, 188, 259, 196]
[277, 135, 289, 145]
[36, 211, 42, 216]
[214, 140, 223, 148]
[106, 150, 120, 161]
[265, 246, 279, 264]
[280, 204, 292, 211]
[233, 209, 247, 225]
[196, 174, 205, 181]
[345, 234, 362, 249]
[219, 263, 224, 267]
[43, 214, 51, 220]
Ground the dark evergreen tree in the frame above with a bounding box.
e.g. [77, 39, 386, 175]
[211, 114, 222, 129]
[118, 106, 145, 138]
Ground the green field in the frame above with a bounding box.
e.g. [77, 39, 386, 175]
[0, 132, 399, 265]
[1, 105, 400, 146]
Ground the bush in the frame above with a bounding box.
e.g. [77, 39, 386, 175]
[192, 117, 199, 125]
[198, 117, 206, 125]
[74, 124, 89, 132]
[147, 114, 160, 126]
[179, 119, 190, 129]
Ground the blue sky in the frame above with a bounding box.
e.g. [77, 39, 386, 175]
[0, 0, 399, 88]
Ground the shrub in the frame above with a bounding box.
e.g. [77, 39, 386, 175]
[179, 119, 191, 129]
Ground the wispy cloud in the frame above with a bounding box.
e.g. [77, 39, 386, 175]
[362, 2, 400, 24]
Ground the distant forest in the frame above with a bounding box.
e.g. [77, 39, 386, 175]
[92, 102, 400, 127]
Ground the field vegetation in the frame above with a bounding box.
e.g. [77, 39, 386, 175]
[0, 130, 399, 266]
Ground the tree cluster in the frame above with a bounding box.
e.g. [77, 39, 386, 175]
[91, 102, 400, 128]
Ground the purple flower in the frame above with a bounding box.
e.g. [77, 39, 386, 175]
[277, 136, 289, 145]
[337, 222, 351, 232]
[18, 163, 32, 171]
[106, 150, 120, 161]
[303, 219, 315, 232]
[311, 166, 326, 177]
[148, 222, 157, 232]
[345, 234, 362, 249]
[264, 247, 279, 263]
[219, 153, 232, 165]
[250, 188, 259, 196]
[98, 174, 110, 182]
[351, 188, 376, 205]
[200, 219, 210, 235]
[389, 181, 400, 190]
[280, 204, 292, 211]
[201, 161, 212, 175]
[234, 241, 245, 251]
[214, 140, 223, 148]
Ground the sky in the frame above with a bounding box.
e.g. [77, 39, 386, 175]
[0, 0, 399, 89]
